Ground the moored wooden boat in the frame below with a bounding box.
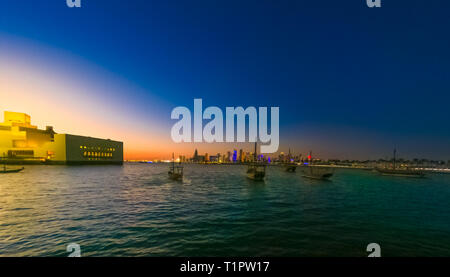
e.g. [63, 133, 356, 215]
[377, 149, 425, 178]
[301, 151, 333, 180]
[301, 166, 333, 180]
[168, 153, 183, 181]
[1, 153, 25, 174]
[1, 167, 25, 174]
[281, 148, 297, 172]
[283, 163, 297, 172]
[376, 167, 424, 178]
[246, 142, 266, 181]
[247, 164, 266, 181]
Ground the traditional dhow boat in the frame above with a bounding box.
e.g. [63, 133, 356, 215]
[247, 142, 266, 181]
[376, 149, 425, 178]
[168, 153, 183, 181]
[281, 148, 297, 172]
[1, 167, 25, 174]
[283, 164, 297, 172]
[301, 166, 333, 180]
[301, 151, 333, 180]
[376, 167, 425, 177]
[1, 153, 24, 174]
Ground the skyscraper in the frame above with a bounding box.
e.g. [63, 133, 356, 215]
[193, 149, 199, 162]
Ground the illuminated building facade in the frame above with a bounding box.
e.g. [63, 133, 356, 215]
[0, 111, 123, 165]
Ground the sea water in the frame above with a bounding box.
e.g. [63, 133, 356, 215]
[1, 164, 449, 257]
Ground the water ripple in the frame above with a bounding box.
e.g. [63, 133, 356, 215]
[1, 165, 450, 256]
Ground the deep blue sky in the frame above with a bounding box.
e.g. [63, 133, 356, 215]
[1, 0, 449, 159]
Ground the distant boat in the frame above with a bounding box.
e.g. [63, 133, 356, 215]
[1, 167, 24, 174]
[301, 166, 333, 180]
[376, 149, 425, 178]
[168, 153, 183, 181]
[247, 142, 266, 181]
[376, 168, 425, 177]
[301, 151, 333, 180]
[281, 148, 297, 172]
[283, 164, 297, 172]
[1, 153, 24, 174]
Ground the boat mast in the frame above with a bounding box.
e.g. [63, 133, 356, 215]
[393, 148, 397, 169]
[172, 152, 175, 170]
[254, 141, 257, 162]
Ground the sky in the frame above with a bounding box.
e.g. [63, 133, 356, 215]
[1, 0, 449, 160]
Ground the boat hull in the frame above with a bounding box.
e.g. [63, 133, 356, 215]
[0, 167, 24, 174]
[301, 173, 333, 180]
[283, 165, 297, 172]
[247, 171, 265, 181]
[247, 166, 266, 181]
[301, 166, 333, 180]
[168, 171, 183, 181]
[376, 168, 425, 178]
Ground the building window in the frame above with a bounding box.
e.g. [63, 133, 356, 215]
[7, 150, 34, 158]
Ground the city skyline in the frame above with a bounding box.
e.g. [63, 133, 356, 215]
[1, 1, 450, 160]
[151, 147, 450, 165]
[1, 108, 448, 162]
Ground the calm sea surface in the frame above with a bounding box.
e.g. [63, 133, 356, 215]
[1, 164, 450, 257]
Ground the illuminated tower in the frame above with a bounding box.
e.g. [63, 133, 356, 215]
[193, 149, 198, 162]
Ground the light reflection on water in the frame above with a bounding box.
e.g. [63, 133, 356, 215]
[1, 164, 450, 256]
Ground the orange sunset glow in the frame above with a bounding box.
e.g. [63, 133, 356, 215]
[0, 35, 182, 160]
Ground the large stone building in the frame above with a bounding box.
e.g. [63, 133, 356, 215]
[0, 111, 123, 165]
